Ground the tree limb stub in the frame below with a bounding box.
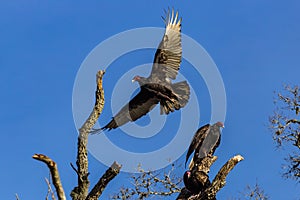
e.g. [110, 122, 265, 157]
[191, 155, 244, 200]
[177, 155, 244, 200]
[86, 161, 122, 200]
[71, 70, 105, 200]
[32, 154, 66, 200]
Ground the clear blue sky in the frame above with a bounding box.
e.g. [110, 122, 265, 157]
[1, 1, 300, 199]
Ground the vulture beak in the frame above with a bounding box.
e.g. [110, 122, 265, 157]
[217, 122, 225, 128]
[132, 76, 139, 83]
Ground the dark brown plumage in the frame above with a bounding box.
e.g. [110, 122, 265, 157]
[185, 122, 224, 167]
[185, 124, 210, 167]
[183, 170, 211, 194]
[96, 9, 190, 132]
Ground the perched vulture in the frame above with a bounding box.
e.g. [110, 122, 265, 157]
[95, 9, 190, 132]
[185, 122, 224, 167]
[183, 170, 210, 194]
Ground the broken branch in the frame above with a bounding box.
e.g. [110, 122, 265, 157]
[86, 161, 122, 200]
[32, 154, 66, 200]
[71, 70, 106, 200]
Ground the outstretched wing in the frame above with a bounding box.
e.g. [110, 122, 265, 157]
[185, 124, 210, 167]
[101, 88, 159, 131]
[150, 9, 182, 82]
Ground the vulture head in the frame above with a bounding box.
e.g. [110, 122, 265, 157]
[216, 121, 225, 128]
[132, 75, 147, 86]
[183, 171, 192, 190]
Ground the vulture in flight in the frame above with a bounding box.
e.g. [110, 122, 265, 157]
[185, 122, 224, 168]
[96, 9, 190, 132]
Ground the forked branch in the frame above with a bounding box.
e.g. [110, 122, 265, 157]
[198, 155, 244, 199]
[33, 70, 122, 200]
[177, 154, 244, 200]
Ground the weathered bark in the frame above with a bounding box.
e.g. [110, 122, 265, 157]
[71, 70, 106, 200]
[33, 70, 122, 200]
[193, 156, 218, 174]
[33, 154, 66, 200]
[177, 155, 244, 200]
[86, 161, 122, 200]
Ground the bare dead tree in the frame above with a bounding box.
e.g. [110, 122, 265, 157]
[33, 70, 122, 200]
[243, 183, 269, 200]
[112, 163, 183, 199]
[33, 154, 66, 200]
[31, 70, 245, 200]
[177, 155, 244, 200]
[113, 141, 243, 199]
[86, 161, 122, 200]
[229, 182, 269, 200]
[269, 85, 300, 181]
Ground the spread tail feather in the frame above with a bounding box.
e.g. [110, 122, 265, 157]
[160, 81, 190, 114]
[172, 80, 190, 107]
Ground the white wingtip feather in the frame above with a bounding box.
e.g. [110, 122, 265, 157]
[171, 9, 174, 24]
[174, 11, 178, 25]
[162, 8, 181, 31]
